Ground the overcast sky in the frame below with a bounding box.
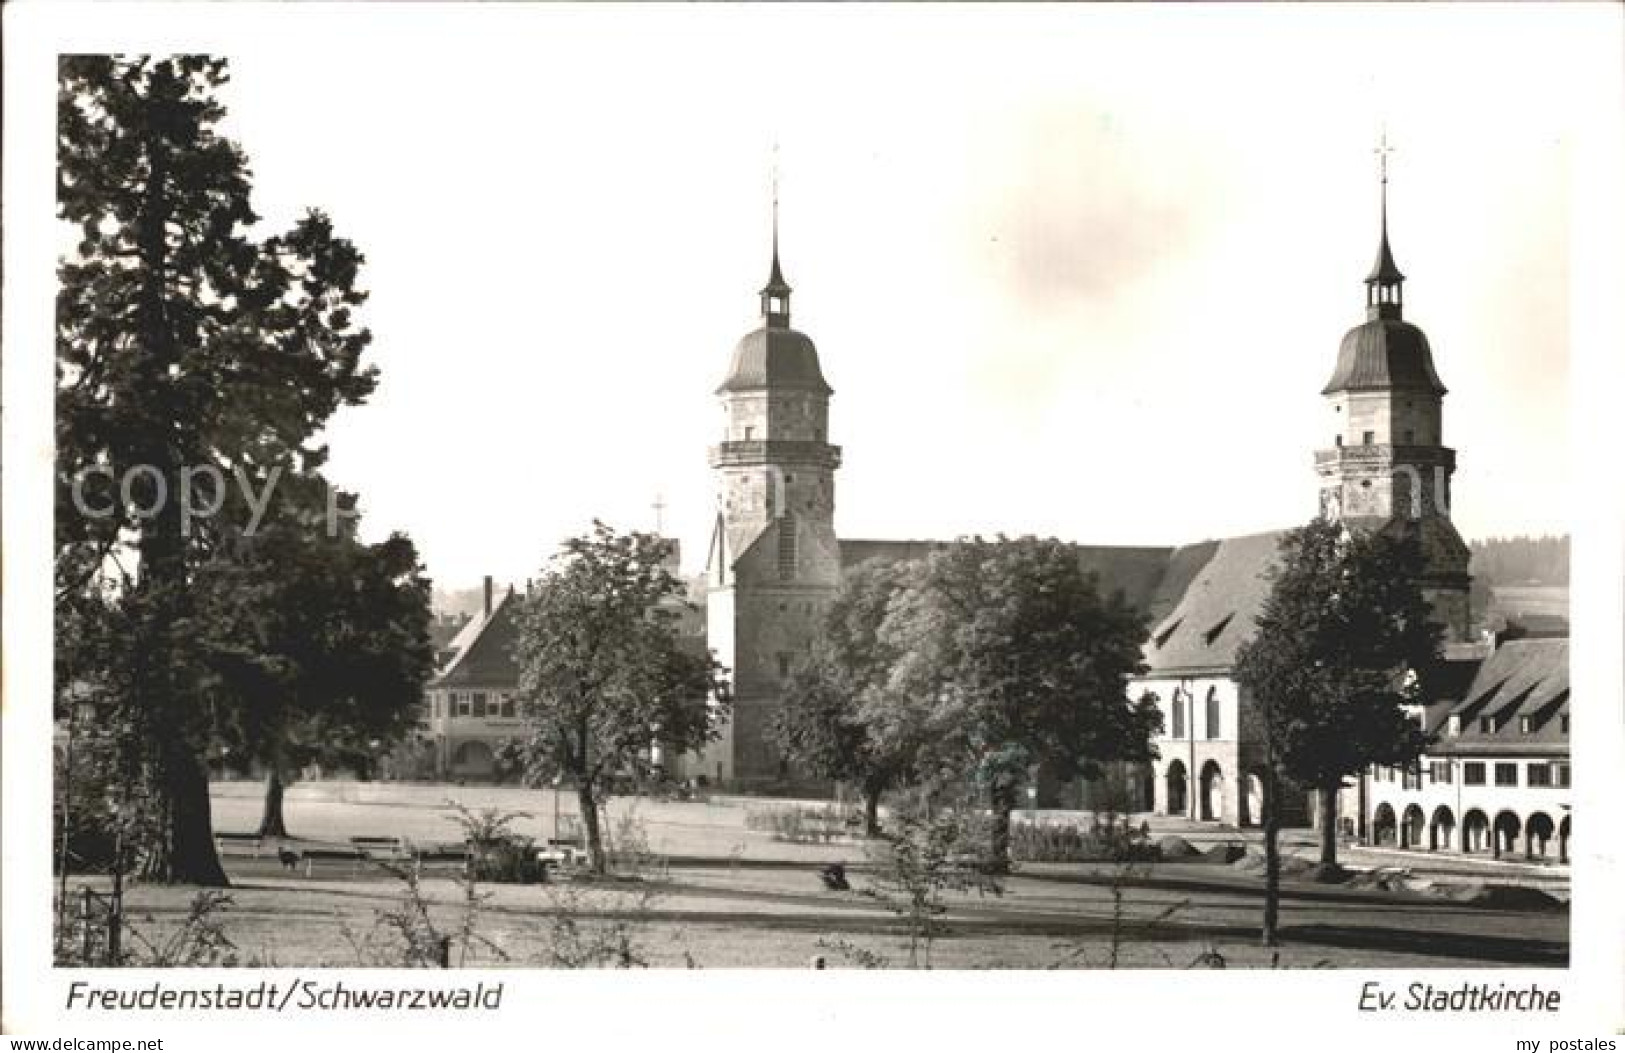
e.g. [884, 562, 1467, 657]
[54, 6, 1598, 592]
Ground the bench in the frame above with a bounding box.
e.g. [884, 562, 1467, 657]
[413, 843, 472, 865]
[351, 836, 412, 861]
[214, 832, 265, 857]
[298, 846, 366, 877]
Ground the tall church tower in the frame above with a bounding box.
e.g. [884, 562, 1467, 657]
[701, 221, 843, 786]
[1314, 156, 1472, 640]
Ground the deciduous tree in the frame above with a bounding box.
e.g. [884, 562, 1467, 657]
[197, 485, 435, 838]
[1235, 516, 1440, 942]
[884, 538, 1159, 870]
[772, 559, 922, 836]
[510, 524, 729, 872]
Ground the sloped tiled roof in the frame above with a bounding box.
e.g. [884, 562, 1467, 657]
[434, 591, 521, 688]
[838, 539, 1178, 617]
[1427, 638, 1569, 756]
[839, 539, 940, 571]
[1142, 531, 1287, 674]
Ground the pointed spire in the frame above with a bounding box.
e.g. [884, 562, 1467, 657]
[760, 143, 792, 327]
[1365, 131, 1405, 320]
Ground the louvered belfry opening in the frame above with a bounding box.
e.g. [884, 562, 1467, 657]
[777, 514, 797, 581]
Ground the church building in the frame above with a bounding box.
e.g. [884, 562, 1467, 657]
[692, 166, 1569, 857]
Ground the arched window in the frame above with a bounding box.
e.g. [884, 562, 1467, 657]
[1205, 687, 1221, 739]
[1171, 693, 1185, 739]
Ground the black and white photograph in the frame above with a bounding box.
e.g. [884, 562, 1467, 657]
[4, 0, 1623, 1045]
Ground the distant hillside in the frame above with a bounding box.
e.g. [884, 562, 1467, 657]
[1468, 535, 1569, 587]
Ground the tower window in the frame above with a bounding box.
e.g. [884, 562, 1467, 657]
[1335, 435, 1342, 447]
[744, 426, 754, 441]
[777, 653, 792, 680]
[1362, 431, 1374, 445]
[1403, 429, 1414, 444]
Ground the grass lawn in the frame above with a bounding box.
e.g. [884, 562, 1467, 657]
[61, 782, 1568, 970]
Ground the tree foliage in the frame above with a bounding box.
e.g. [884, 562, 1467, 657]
[195, 483, 435, 835]
[882, 538, 1159, 867]
[1237, 518, 1440, 794]
[771, 559, 922, 835]
[56, 56, 383, 883]
[1235, 516, 1442, 933]
[510, 523, 730, 872]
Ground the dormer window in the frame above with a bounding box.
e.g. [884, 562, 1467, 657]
[1480, 716, 1496, 734]
[1518, 716, 1532, 734]
[1447, 714, 1461, 736]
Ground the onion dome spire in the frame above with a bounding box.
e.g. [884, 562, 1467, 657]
[1365, 133, 1405, 321]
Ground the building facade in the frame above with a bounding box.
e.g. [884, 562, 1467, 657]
[422, 578, 526, 780]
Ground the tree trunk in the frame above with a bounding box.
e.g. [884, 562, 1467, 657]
[1261, 767, 1280, 948]
[862, 785, 882, 838]
[1317, 787, 1339, 869]
[989, 782, 1016, 873]
[577, 782, 605, 874]
[257, 762, 289, 839]
[142, 743, 230, 887]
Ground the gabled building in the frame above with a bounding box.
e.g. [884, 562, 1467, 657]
[423, 577, 525, 779]
[1368, 636, 1570, 860]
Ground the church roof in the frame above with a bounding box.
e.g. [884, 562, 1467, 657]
[1142, 531, 1288, 675]
[838, 538, 1180, 619]
[716, 326, 832, 395]
[1321, 318, 1447, 396]
[434, 591, 521, 688]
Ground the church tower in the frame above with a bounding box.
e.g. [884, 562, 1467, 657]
[701, 219, 843, 786]
[1314, 154, 1472, 640]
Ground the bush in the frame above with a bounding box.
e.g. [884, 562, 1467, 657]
[1010, 816, 1158, 863]
[744, 803, 852, 844]
[444, 802, 546, 884]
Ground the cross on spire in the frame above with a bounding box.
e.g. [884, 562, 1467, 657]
[761, 139, 792, 328]
[1365, 127, 1405, 319]
[652, 493, 667, 535]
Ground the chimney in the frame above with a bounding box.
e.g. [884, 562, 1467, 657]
[483, 575, 493, 617]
